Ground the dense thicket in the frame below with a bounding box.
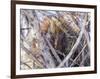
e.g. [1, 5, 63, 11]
[20, 9, 90, 69]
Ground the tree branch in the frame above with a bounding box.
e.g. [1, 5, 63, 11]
[57, 18, 86, 67]
[70, 44, 87, 67]
[43, 35, 62, 63]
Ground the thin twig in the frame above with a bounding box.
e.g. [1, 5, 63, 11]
[56, 50, 65, 57]
[84, 30, 90, 51]
[79, 53, 89, 66]
[21, 41, 44, 68]
[70, 44, 87, 67]
[43, 35, 62, 63]
[69, 58, 79, 66]
[21, 61, 32, 69]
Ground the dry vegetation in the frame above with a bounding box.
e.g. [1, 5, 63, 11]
[20, 9, 91, 69]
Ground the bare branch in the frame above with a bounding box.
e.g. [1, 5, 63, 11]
[79, 53, 89, 66]
[21, 41, 44, 68]
[21, 61, 32, 69]
[57, 18, 86, 67]
[84, 30, 90, 51]
[44, 35, 62, 63]
[70, 44, 87, 67]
